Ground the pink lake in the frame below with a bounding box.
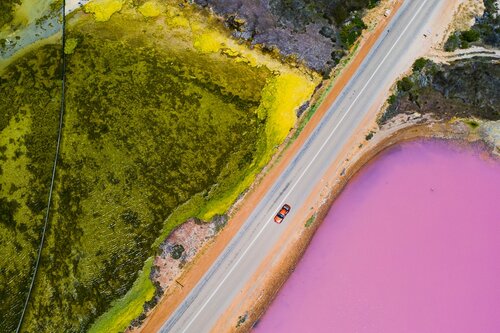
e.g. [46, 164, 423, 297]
[253, 139, 500, 333]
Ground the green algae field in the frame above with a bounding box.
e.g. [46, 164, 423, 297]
[0, 43, 62, 332]
[0, 0, 318, 331]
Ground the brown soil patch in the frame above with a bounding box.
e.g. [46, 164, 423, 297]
[151, 218, 219, 292]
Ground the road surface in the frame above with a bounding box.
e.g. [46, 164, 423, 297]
[161, 1, 445, 331]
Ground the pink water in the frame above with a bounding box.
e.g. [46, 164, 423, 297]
[253, 139, 500, 333]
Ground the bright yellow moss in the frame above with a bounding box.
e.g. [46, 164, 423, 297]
[193, 31, 225, 53]
[64, 38, 78, 55]
[190, 21, 204, 33]
[168, 15, 189, 28]
[241, 53, 258, 67]
[88, 258, 155, 333]
[138, 1, 162, 17]
[221, 48, 239, 57]
[84, 0, 124, 22]
[164, 6, 190, 28]
[199, 72, 316, 221]
[258, 72, 317, 150]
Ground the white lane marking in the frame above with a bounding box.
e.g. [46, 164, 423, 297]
[179, 1, 430, 331]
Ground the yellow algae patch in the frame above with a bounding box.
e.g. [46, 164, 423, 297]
[84, 0, 124, 22]
[221, 48, 239, 57]
[168, 15, 189, 28]
[138, 1, 162, 17]
[64, 38, 79, 55]
[0, 113, 32, 196]
[164, 6, 190, 28]
[193, 31, 226, 53]
[88, 258, 155, 333]
[238, 53, 258, 66]
[259, 73, 317, 149]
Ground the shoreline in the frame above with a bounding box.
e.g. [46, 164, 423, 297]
[220, 118, 499, 332]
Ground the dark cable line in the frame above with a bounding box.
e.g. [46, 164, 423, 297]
[15, 0, 67, 331]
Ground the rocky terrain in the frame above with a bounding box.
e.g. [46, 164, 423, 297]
[194, 0, 379, 74]
[380, 0, 499, 127]
[378, 57, 499, 125]
[128, 215, 227, 328]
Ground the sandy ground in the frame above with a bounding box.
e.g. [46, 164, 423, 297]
[428, 46, 500, 63]
[65, 0, 91, 14]
[447, 0, 484, 33]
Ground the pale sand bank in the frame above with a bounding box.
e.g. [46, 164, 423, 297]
[66, 0, 91, 15]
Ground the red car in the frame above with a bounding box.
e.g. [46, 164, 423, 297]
[274, 204, 291, 224]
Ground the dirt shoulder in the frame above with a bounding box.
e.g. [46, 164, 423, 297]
[136, 1, 404, 331]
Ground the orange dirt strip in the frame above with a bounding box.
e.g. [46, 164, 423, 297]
[139, 2, 403, 332]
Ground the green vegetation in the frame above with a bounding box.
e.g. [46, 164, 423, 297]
[379, 58, 499, 125]
[445, 29, 480, 51]
[464, 119, 480, 129]
[63, 37, 78, 54]
[473, 0, 500, 46]
[236, 313, 247, 327]
[460, 29, 481, 43]
[88, 258, 156, 333]
[304, 215, 316, 228]
[171, 244, 185, 260]
[444, 33, 462, 52]
[21, 15, 268, 333]
[387, 94, 397, 105]
[412, 57, 429, 72]
[340, 15, 367, 49]
[0, 0, 20, 29]
[397, 76, 414, 92]
[0, 44, 61, 332]
[1, 1, 317, 331]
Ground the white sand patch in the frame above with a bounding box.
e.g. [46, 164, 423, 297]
[65, 0, 91, 15]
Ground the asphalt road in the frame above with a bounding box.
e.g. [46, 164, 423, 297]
[161, 1, 445, 332]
